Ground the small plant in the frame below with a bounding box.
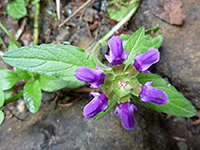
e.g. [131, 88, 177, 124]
[0, 0, 196, 130]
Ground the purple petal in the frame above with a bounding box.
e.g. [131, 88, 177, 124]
[133, 48, 160, 72]
[83, 92, 109, 118]
[74, 65, 106, 88]
[115, 102, 137, 130]
[106, 35, 129, 66]
[139, 81, 169, 105]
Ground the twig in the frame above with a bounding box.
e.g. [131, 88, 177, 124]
[0, 21, 21, 47]
[15, 18, 27, 40]
[33, 0, 40, 45]
[58, 0, 95, 28]
[56, 0, 60, 20]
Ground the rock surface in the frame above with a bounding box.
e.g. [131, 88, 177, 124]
[0, 95, 177, 150]
[132, 0, 200, 109]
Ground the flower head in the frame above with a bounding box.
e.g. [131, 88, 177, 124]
[105, 36, 129, 66]
[133, 48, 160, 72]
[139, 81, 168, 105]
[83, 92, 109, 118]
[115, 102, 137, 130]
[75, 65, 106, 88]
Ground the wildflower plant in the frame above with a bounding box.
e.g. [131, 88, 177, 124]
[0, 26, 196, 130]
[0, 1, 196, 128]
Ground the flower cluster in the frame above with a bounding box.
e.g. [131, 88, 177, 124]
[74, 35, 168, 130]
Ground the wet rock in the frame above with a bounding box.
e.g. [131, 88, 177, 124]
[132, 0, 200, 109]
[154, 0, 186, 25]
[0, 98, 177, 150]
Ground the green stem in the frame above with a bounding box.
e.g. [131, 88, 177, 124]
[0, 21, 21, 47]
[92, 1, 140, 70]
[33, 0, 40, 45]
[4, 91, 23, 106]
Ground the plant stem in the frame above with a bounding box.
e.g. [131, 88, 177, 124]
[33, 0, 40, 45]
[4, 91, 23, 106]
[0, 21, 21, 47]
[92, 1, 140, 70]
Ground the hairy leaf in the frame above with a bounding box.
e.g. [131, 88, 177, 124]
[2, 44, 95, 88]
[0, 89, 4, 107]
[0, 110, 4, 125]
[124, 27, 145, 65]
[0, 70, 21, 90]
[23, 80, 42, 113]
[135, 73, 196, 117]
[16, 68, 33, 81]
[40, 75, 84, 92]
[7, 0, 27, 19]
[107, 2, 138, 22]
[141, 34, 163, 53]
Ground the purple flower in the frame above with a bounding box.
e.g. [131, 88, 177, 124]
[105, 35, 129, 66]
[133, 48, 160, 72]
[139, 81, 168, 105]
[115, 102, 137, 130]
[75, 65, 106, 88]
[83, 92, 109, 118]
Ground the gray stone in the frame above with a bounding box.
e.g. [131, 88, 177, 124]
[0, 98, 177, 150]
[83, 8, 95, 23]
[132, 0, 200, 109]
[177, 142, 188, 150]
[56, 29, 72, 42]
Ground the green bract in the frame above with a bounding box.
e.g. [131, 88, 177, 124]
[104, 64, 141, 103]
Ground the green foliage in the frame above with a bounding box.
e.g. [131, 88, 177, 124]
[16, 68, 32, 81]
[124, 27, 145, 65]
[0, 70, 21, 91]
[3, 88, 14, 100]
[0, 110, 4, 125]
[8, 41, 18, 51]
[135, 73, 196, 117]
[145, 26, 160, 35]
[141, 35, 163, 53]
[2, 44, 96, 87]
[7, 0, 27, 19]
[107, 0, 139, 22]
[40, 75, 83, 92]
[0, 89, 4, 107]
[23, 80, 42, 113]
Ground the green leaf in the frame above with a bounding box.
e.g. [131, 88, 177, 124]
[0, 69, 21, 90]
[8, 41, 18, 51]
[2, 44, 96, 87]
[16, 68, 32, 80]
[0, 89, 4, 107]
[107, 1, 138, 22]
[135, 73, 196, 117]
[40, 75, 83, 92]
[124, 27, 145, 65]
[0, 110, 4, 125]
[23, 80, 42, 113]
[141, 34, 163, 53]
[145, 26, 160, 35]
[4, 88, 13, 100]
[120, 34, 131, 47]
[7, 0, 27, 19]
